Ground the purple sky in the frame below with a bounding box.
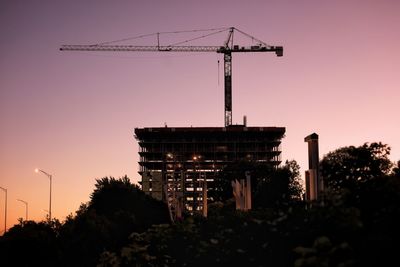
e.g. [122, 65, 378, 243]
[1, 0, 399, 231]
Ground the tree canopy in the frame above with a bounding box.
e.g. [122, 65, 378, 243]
[58, 176, 169, 266]
[320, 142, 393, 192]
[89, 176, 169, 231]
[211, 160, 303, 208]
[0, 219, 61, 267]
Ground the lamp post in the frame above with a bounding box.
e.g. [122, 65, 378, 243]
[35, 168, 52, 221]
[17, 199, 28, 221]
[0, 187, 7, 234]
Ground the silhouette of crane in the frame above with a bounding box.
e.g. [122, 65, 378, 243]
[60, 27, 283, 127]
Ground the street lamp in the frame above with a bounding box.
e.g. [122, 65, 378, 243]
[35, 168, 52, 221]
[0, 187, 7, 234]
[17, 199, 28, 221]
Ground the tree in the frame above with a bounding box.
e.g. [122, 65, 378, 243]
[320, 142, 392, 192]
[210, 160, 303, 208]
[58, 175, 169, 266]
[319, 143, 400, 266]
[254, 160, 303, 207]
[0, 219, 61, 266]
[89, 176, 169, 231]
[393, 160, 400, 177]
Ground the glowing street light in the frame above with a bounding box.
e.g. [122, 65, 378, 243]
[35, 168, 52, 221]
[0, 186, 7, 234]
[17, 199, 28, 221]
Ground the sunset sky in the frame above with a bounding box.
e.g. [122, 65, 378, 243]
[1, 0, 399, 232]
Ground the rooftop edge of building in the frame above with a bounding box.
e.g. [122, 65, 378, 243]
[134, 125, 286, 135]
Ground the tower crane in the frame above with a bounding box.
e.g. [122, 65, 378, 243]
[60, 27, 283, 127]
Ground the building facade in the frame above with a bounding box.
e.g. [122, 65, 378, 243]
[134, 125, 285, 214]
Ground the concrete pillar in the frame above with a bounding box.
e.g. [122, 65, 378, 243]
[202, 176, 208, 218]
[231, 172, 252, 211]
[245, 171, 252, 210]
[304, 133, 322, 201]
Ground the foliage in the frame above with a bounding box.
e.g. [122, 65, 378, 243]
[393, 160, 400, 177]
[0, 219, 61, 266]
[254, 160, 303, 207]
[320, 142, 392, 192]
[98, 208, 303, 267]
[89, 176, 169, 232]
[99, 173, 400, 267]
[210, 160, 303, 208]
[210, 160, 263, 202]
[293, 236, 356, 267]
[57, 175, 169, 266]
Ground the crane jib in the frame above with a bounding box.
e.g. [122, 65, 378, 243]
[60, 45, 282, 56]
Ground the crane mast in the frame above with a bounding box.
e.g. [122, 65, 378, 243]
[60, 27, 283, 127]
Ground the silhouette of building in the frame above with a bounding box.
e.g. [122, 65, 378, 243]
[134, 125, 285, 213]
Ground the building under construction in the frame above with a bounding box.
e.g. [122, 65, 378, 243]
[126, 29, 285, 215]
[60, 27, 285, 215]
[134, 124, 285, 213]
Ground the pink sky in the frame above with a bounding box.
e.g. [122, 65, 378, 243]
[1, 0, 399, 232]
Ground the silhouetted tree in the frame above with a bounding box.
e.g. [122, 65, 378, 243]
[320, 142, 392, 193]
[211, 160, 303, 208]
[254, 160, 303, 207]
[209, 160, 266, 202]
[0, 219, 61, 267]
[89, 176, 169, 231]
[393, 160, 400, 177]
[58, 175, 169, 266]
[319, 143, 400, 266]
